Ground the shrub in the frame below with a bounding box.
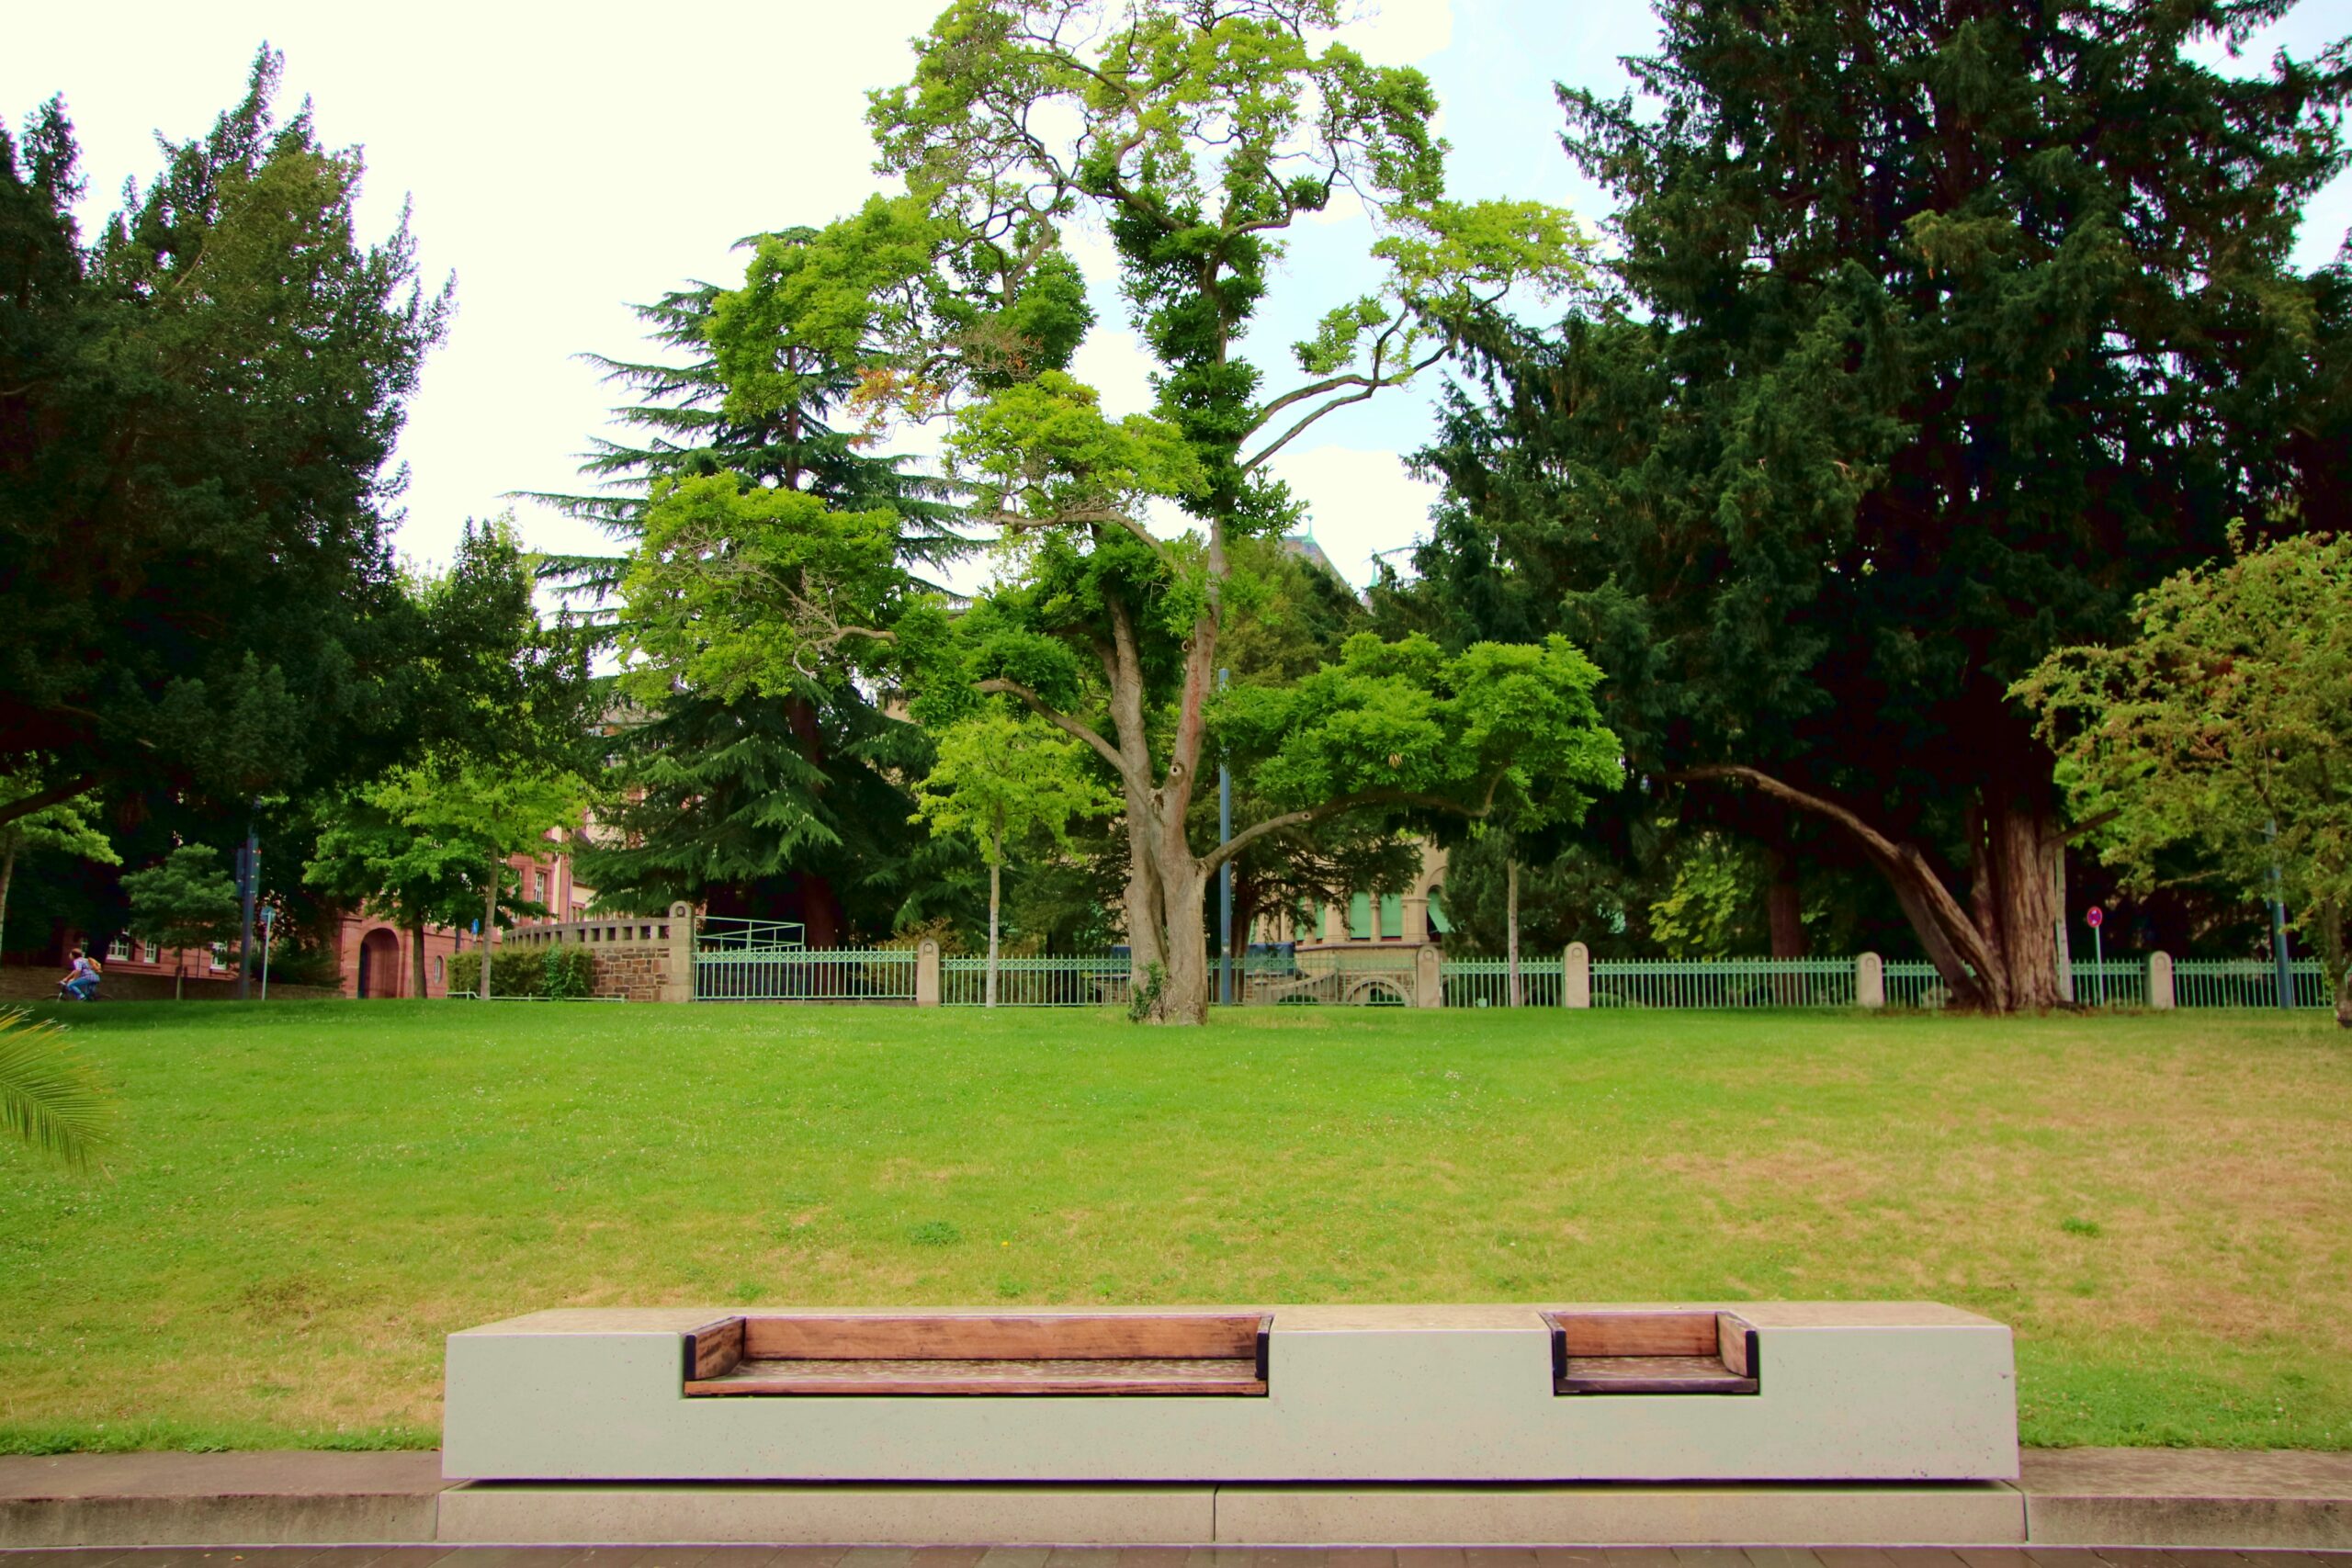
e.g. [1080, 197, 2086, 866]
[447, 943, 601, 999]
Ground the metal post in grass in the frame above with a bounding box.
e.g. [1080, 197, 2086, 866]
[2086, 906, 2104, 1007]
[1217, 668, 1232, 1008]
[236, 818, 259, 1001]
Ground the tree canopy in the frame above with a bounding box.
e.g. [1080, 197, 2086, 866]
[0, 51, 451, 826]
[1391, 0, 2352, 1008]
[2018, 528, 2352, 1025]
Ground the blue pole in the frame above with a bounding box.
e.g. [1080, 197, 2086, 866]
[1218, 668, 1232, 1007]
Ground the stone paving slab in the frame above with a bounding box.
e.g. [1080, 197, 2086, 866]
[2019, 1452, 2352, 1550]
[0, 1453, 2346, 1551]
[0, 1456, 448, 1549]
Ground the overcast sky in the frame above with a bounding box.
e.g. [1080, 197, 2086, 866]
[8, 1, 2347, 589]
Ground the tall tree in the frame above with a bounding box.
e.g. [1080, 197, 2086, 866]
[654, 0, 1612, 1021]
[0, 52, 451, 823]
[913, 705, 1118, 1003]
[2018, 528, 2352, 1026]
[121, 844, 240, 998]
[542, 265, 967, 937]
[1401, 0, 2351, 1009]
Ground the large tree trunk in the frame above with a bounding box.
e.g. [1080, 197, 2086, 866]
[1972, 780, 2064, 1011]
[1765, 846, 1807, 959]
[0, 835, 16, 954]
[1676, 763, 2086, 1011]
[412, 920, 429, 1000]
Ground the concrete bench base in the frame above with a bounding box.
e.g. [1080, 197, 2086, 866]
[435, 1480, 2027, 1547]
[444, 1303, 2018, 1485]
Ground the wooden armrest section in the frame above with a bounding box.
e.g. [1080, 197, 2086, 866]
[1543, 1309, 1760, 1395]
[684, 1313, 1271, 1397]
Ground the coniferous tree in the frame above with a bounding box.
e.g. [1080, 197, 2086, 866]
[0, 52, 450, 823]
[539, 265, 966, 938]
[1399, 0, 2351, 1008]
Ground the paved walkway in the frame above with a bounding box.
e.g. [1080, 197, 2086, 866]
[0, 1549, 2347, 1567]
[2, 1452, 2347, 1553]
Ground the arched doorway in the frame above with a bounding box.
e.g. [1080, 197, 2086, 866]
[356, 927, 402, 998]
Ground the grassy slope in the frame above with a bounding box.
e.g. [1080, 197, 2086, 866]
[0, 1001, 2346, 1453]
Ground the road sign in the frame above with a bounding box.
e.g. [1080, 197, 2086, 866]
[2085, 906, 2103, 929]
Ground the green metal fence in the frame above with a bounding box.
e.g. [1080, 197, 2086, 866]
[1250, 949, 1418, 1006]
[2068, 958, 2147, 1008]
[695, 948, 918, 1003]
[1590, 957, 1860, 1009]
[1440, 957, 1565, 1008]
[944, 954, 1130, 1008]
[2173, 957, 2333, 1010]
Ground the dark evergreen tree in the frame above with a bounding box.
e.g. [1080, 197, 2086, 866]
[0, 52, 450, 825]
[1399, 0, 2350, 1008]
[540, 246, 968, 937]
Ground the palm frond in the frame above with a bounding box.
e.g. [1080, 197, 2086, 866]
[0, 1009, 116, 1170]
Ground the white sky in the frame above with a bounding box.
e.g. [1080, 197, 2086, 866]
[7, 0, 2347, 591]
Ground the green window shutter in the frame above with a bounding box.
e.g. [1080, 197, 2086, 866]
[1381, 893, 1403, 937]
[1429, 892, 1452, 935]
[1349, 892, 1372, 940]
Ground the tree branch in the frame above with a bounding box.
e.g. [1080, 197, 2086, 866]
[974, 679, 1131, 781]
[0, 773, 104, 831]
[1203, 785, 1487, 877]
[1671, 764, 2001, 1007]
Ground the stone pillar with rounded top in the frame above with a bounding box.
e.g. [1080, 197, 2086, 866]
[2147, 950, 2174, 1010]
[1857, 952, 1885, 1010]
[1415, 944, 1442, 1008]
[916, 939, 941, 1007]
[660, 902, 695, 1004]
[1565, 942, 1590, 1009]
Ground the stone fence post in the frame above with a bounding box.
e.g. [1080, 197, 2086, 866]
[1565, 942, 1590, 1009]
[916, 940, 941, 1007]
[659, 902, 695, 1003]
[1416, 944, 1442, 1008]
[1857, 952, 1884, 1010]
[2147, 950, 2175, 1010]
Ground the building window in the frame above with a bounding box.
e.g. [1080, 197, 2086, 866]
[209, 944, 229, 970]
[141, 940, 160, 964]
[434, 956, 446, 986]
[107, 934, 130, 961]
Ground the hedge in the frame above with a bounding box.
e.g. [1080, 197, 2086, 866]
[447, 943, 595, 998]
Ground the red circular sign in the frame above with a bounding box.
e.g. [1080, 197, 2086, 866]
[2086, 907, 2104, 929]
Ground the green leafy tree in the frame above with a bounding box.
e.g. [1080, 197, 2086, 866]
[0, 1010, 112, 1168]
[655, 0, 1607, 1021]
[914, 705, 1119, 1003]
[1396, 0, 2351, 1009]
[0, 51, 451, 823]
[304, 769, 485, 999]
[121, 844, 240, 998]
[0, 773, 117, 953]
[2018, 529, 2352, 1026]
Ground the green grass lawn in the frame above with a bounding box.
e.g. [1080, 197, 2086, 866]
[1, 999, 2346, 1454]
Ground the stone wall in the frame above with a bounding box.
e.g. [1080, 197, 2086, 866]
[0, 964, 344, 1003]
[499, 902, 695, 1003]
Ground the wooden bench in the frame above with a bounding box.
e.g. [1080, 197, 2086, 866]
[1544, 1308, 1759, 1395]
[683, 1312, 1271, 1397]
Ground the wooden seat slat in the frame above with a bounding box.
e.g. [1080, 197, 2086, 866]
[685, 1354, 1267, 1397]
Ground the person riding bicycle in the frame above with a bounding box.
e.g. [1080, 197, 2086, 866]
[61, 948, 99, 1001]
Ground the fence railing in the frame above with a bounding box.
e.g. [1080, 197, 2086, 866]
[696, 916, 807, 953]
[1590, 957, 1860, 1010]
[1441, 957, 1565, 1009]
[695, 948, 917, 1003]
[2173, 957, 2333, 1010]
[688, 931, 2339, 1010]
[944, 954, 1130, 1008]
